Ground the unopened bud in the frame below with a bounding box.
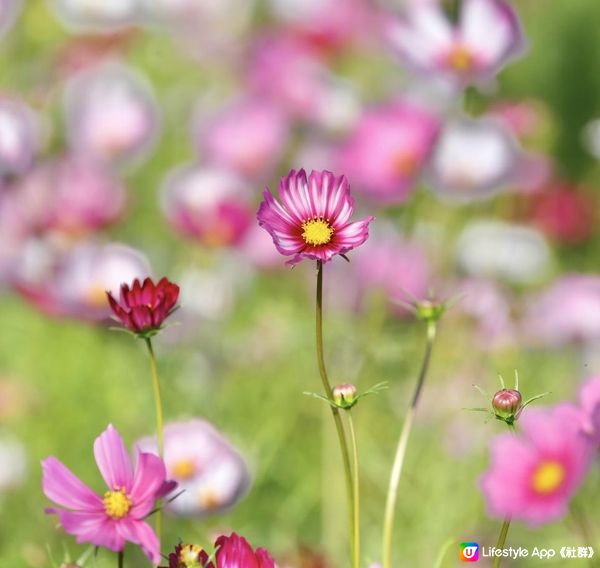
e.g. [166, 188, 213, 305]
[492, 389, 522, 421]
[415, 300, 445, 324]
[333, 384, 358, 409]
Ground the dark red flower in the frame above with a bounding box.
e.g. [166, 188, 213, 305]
[106, 277, 179, 336]
[215, 533, 275, 568]
[161, 543, 212, 568]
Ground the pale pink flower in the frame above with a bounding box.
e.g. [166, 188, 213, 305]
[338, 100, 440, 203]
[137, 420, 250, 517]
[0, 0, 22, 38]
[523, 275, 600, 347]
[49, 0, 140, 33]
[161, 164, 254, 247]
[257, 169, 374, 265]
[386, 0, 525, 87]
[196, 97, 289, 179]
[42, 424, 168, 563]
[0, 96, 39, 177]
[64, 63, 159, 166]
[480, 406, 593, 525]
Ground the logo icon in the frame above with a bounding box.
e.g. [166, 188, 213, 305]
[460, 542, 479, 562]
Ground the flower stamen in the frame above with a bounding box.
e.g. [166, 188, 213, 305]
[302, 218, 334, 246]
[531, 461, 565, 494]
[103, 488, 132, 519]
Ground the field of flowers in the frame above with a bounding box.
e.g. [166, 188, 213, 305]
[1, 0, 600, 567]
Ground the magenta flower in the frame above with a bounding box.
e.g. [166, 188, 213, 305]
[42, 424, 168, 563]
[386, 0, 525, 87]
[480, 407, 593, 525]
[338, 100, 440, 203]
[215, 533, 275, 568]
[257, 169, 374, 266]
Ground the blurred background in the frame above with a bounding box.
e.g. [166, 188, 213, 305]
[1, 0, 600, 566]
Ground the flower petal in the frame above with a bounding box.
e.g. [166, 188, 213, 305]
[93, 424, 134, 491]
[334, 217, 375, 250]
[42, 457, 103, 512]
[116, 518, 161, 564]
[129, 451, 167, 518]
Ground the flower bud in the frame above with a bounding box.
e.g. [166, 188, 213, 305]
[492, 388, 522, 421]
[333, 384, 358, 409]
[415, 300, 445, 324]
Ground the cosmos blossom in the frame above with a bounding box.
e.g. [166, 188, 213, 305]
[107, 276, 180, 336]
[162, 533, 276, 568]
[257, 169, 374, 265]
[42, 424, 169, 563]
[386, 0, 525, 87]
[480, 406, 593, 525]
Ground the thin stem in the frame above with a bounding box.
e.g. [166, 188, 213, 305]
[315, 261, 355, 565]
[118, 551, 124, 568]
[492, 519, 511, 568]
[144, 338, 164, 552]
[348, 412, 361, 568]
[382, 322, 437, 568]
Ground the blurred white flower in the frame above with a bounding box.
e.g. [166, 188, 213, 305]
[137, 420, 250, 517]
[0, 0, 22, 38]
[0, 97, 40, 177]
[0, 434, 27, 492]
[456, 220, 551, 284]
[427, 117, 520, 201]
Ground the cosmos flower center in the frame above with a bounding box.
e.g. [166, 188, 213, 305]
[103, 488, 132, 519]
[531, 461, 565, 494]
[392, 152, 417, 176]
[302, 218, 334, 246]
[446, 44, 475, 72]
[172, 459, 197, 480]
[179, 544, 205, 567]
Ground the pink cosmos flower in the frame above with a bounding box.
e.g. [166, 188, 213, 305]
[196, 97, 289, 180]
[257, 169, 374, 266]
[137, 420, 250, 517]
[42, 424, 168, 563]
[386, 0, 525, 87]
[338, 100, 440, 203]
[523, 275, 600, 347]
[575, 377, 600, 443]
[161, 164, 254, 247]
[214, 533, 275, 568]
[480, 406, 593, 525]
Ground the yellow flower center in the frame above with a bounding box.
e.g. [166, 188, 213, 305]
[172, 459, 197, 480]
[179, 544, 205, 567]
[531, 461, 566, 494]
[302, 218, 334, 246]
[198, 488, 222, 510]
[103, 488, 132, 519]
[447, 45, 474, 72]
[392, 152, 417, 176]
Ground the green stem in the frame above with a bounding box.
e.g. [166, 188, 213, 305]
[382, 322, 437, 568]
[118, 551, 124, 568]
[315, 261, 355, 565]
[569, 503, 598, 567]
[492, 519, 511, 568]
[348, 412, 361, 568]
[144, 338, 164, 552]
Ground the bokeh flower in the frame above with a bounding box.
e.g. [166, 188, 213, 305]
[427, 117, 520, 201]
[0, 97, 39, 178]
[0, 434, 27, 492]
[0, 0, 22, 38]
[107, 276, 179, 336]
[480, 406, 593, 525]
[257, 168, 374, 265]
[137, 420, 250, 517]
[196, 97, 289, 180]
[523, 275, 600, 347]
[161, 165, 254, 247]
[337, 100, 440, 203]
[64, 63, 159, 166]
[387, 0, 525, 87]
[42, 424, 168, 563]
[49, 0, 140, 33]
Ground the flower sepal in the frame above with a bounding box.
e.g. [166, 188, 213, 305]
[304, 382, 388, 411]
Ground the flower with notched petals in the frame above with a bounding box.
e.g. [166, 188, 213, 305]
[107, 277, 179, 337]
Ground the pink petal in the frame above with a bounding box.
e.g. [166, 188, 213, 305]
[279, 169, 314, 221]
[93, 424, 134, 491]
[116, 518, 161, 564]
[42, 457, 103, 512]
[129, 451, 167, 518]
[334, 216, 374, 249]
